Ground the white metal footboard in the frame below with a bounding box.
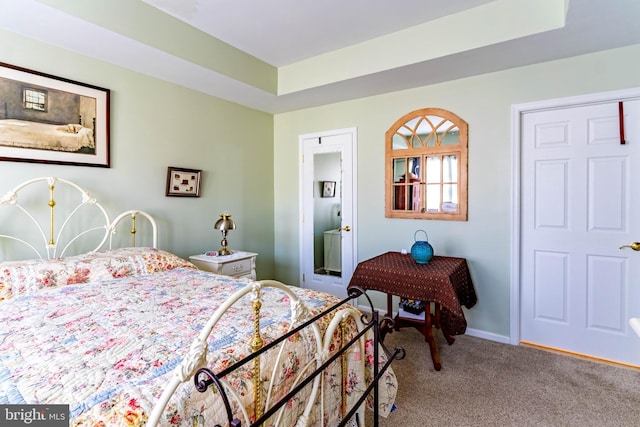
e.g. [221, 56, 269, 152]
[149, 281, 401, 427]
[148, 280, 321, 426]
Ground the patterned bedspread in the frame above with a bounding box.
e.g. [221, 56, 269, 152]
[0, 248, 397, 426]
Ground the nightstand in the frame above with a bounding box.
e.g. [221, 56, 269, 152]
[189, 251, 257, 280]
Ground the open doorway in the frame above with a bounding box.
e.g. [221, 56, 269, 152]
[299, 128, 357, 298]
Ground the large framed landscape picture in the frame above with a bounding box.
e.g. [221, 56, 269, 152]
[0, 62, 110, 167]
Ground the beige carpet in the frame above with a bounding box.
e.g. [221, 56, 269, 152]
[367, 328, 640, 427]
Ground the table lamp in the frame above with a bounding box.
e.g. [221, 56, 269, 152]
[214, 213, 236, 255]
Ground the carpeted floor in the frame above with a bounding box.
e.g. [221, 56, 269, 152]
[367, 328, 640, 426]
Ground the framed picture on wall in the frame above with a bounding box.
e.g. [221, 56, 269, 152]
[0, 62, 110, 167]
[166, 166, 202, 197]
[322, 181, 336, 198]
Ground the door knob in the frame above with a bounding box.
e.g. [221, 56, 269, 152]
[340, 226, 351, 232]
[619, 242, 640, 251]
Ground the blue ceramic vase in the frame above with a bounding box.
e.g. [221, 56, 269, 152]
[411, 230, 434, 264]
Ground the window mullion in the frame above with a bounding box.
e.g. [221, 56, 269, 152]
[386, 107, 467, 220]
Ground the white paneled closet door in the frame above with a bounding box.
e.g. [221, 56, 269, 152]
[520, 100, 640, 366]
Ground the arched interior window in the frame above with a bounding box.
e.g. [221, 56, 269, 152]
[385, 108, 468, 220]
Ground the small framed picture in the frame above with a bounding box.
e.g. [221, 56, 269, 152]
[166, 166, 202, 197]
[322, 181, 336, 198]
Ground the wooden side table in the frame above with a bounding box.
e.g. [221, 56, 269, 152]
[348, 251, 477, 371]
[189, 251, 257, 280]
[390, 298, 453, 371]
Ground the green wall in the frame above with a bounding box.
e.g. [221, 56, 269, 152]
[3, 22, 640, 340]
[274, 44, 640, 339]
[0, 29, 275, 278]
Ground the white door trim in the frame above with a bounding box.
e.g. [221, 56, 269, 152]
[510, 87, 640, 345]
[298, 127, 358, 291]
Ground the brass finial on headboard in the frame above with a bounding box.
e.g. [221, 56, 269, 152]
[130, 213, 137, 247]
[48, 182, 56, 246]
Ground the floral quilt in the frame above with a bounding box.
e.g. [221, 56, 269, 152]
[0, 247, 196, 302]
[0, 249, 397, 426]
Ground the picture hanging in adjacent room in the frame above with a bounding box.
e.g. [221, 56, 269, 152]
[322, 181, 336, 198]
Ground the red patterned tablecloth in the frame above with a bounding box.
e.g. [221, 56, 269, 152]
[348, 252, 477, 336]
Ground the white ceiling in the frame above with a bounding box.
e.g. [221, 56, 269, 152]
[1, 0, 640, 114]
[140, 0, 496, 67]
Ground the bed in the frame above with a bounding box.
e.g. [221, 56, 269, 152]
[0, 177, 400, 426]
[0, 119, 95, 152]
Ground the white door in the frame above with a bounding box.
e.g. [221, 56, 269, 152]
[520, 99, 640, 366]
[299, 128, 357, 298]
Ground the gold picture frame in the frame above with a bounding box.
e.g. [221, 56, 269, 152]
[166, 167, 202, 197]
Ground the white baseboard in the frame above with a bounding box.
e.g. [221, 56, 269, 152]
[358, 303, 512, 345]
[464, 327, 511, 344]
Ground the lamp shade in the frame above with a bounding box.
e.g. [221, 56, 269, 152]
[214, 213, 236, 231]
[214, 213, 236, 256]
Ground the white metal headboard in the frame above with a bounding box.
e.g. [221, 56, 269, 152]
[0, 177, 157, 260]
[109, 209, 158, 249]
